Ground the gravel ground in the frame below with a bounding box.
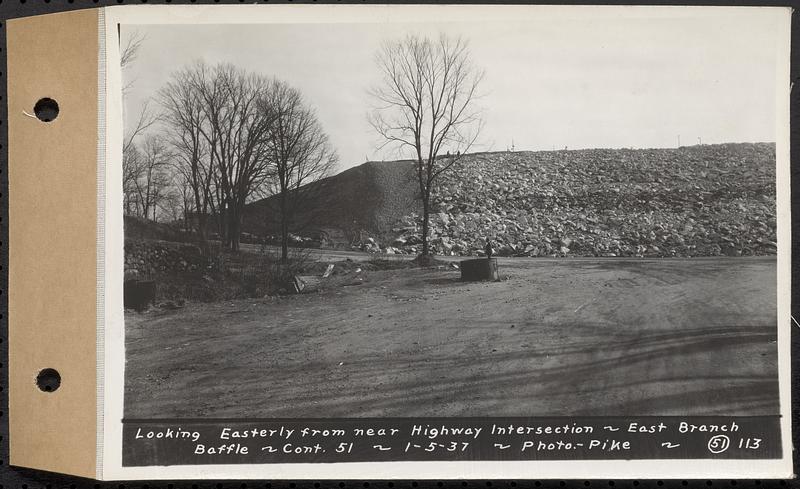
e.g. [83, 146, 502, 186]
[124, 256, 778, 419]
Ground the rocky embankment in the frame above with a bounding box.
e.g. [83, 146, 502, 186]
[374, 143, 776, 258]
[125, 239, 215, 279]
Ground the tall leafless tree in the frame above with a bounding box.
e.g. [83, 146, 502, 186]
[158, 64, 216, 253]
[198, 63, 277, 251]
[369, 34, 484, 257]
[122, 135, 172, 221]
[155, 60, 338, 256]
[261, 81, 337, 263]
[159, 62, 278, 252]
[121, 30, 159, 220]
[138, 136, 172, 221]
[122, 143, 144, 216]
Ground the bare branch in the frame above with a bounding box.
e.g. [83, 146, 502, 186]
[121, 30, 146, 68]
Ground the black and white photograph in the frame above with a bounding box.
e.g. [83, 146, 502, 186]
[107, 4, 791, 477]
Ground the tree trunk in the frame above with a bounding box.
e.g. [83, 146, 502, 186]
[197, 214, 210, 256]
[227, 205, 239, 251]
[191, 185, 210, 255]
[421, 193, 430, 257]
[218, 206, 227, 249]
[229, 212, 240, 252]
[281, 221, 289, 264]
[280, 190, 289, 264]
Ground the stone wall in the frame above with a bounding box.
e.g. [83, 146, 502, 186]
[124, 239, 214, 280]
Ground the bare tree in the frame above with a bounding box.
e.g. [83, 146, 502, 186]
[133, 137, 173, 221]
[158, 64, 216, 253]
[369, 34, 484, 257]
[156, 61, 337, 256]
[197, 63, 278, 251]
[122, 136, 171, 220]
[123, 143, 144, 216]
[261, 81, 337, 263]
[159, 62, 278, 252]
[121, 29, 158, 217]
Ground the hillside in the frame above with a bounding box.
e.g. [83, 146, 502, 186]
[125, 215, 190, 242]
[241, 159, 420, 246]
[243, 142, 777, 258]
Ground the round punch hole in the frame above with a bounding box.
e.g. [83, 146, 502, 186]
[33, 97, 59, 122]
[36, 368, 61, 392]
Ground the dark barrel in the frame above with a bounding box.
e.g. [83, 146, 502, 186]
[124, 280, 156, 311]
[460, 258, 500, 282]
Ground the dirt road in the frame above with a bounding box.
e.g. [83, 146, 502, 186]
[240, 243, 420, 262]
[125, 257, 778, 418]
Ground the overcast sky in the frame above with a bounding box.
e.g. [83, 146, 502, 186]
[121, 7, 786, 172]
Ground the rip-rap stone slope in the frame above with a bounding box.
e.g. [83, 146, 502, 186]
[389, 143, 776, 257]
